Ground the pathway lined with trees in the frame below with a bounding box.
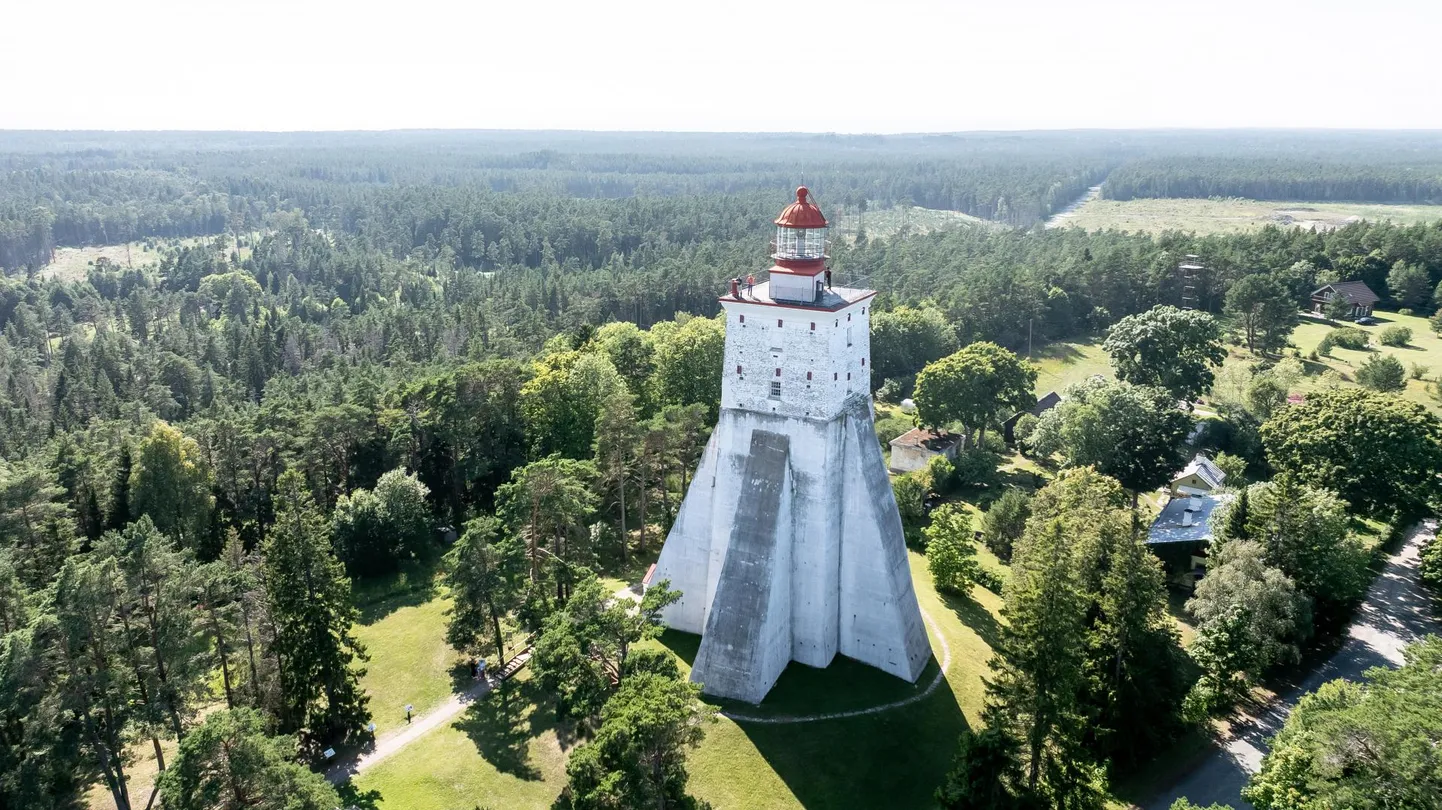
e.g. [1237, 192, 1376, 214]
[1146, 520, 1441, 810]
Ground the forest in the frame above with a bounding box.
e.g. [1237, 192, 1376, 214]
[3, 130, 1442, 810]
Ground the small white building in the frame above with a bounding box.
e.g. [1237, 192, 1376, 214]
[1169, 453, 1226, 497]
[888, 428, 961, 473]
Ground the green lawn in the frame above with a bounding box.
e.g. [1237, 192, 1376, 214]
[1281, 311, 1442, 413]
[352, 551, 1005, 809]
[355, 593, 464, 736]
[1029, 338, 1111, 397]
[1060, 197, 1442, 236]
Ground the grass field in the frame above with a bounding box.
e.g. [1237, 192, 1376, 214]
[835, 204, 997, 242]
[1282, 311, 1442, 412]
[41, 243, 162, 282]
[1060, 197, 1442, 235]
[1029, 338, 1111, 396]
[38, 234, 258, 282]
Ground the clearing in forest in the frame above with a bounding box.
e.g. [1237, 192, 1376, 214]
[1059, 197, 1442, 235]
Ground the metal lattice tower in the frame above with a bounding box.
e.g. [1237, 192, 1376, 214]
[1179, 255, 1203, 310]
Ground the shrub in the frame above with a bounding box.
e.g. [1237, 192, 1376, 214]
[926, 455, 957, 494]
[951, 449, 1000, 488]
[1012, 413, 1039, 450]
[1328, 326, 1369, 350]
[1356, 354, 1407, 392]
[1316, 334, 1334, 357]
[892, 472, 927, 524]
[1430, 310, 1442, 334]
[981, 488, 1030, 560]
[977, 431, 1007, 454]
[924, 504, 982, 595]
[1410, 363, 1430, 381]
[1398, 307, 1416, 317]
[875, 377, 908, 403]
[1422, 532, 1442, 591]
[1378, 325, 1412, 346]
[874, 416, 913, 449]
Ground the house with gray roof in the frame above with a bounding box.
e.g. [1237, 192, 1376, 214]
[1148, 491, 1234, 589]
[1169, 452, 1226, 497]
[1311, 280, 1380, 318]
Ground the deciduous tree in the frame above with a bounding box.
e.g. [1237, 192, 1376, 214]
[1261, 387, 1442, 514]
[1103, 305, 1226, 401]
[556, 672, 715, 810]
[914, 342, 1036, 447]
[925, 504, 982, 594]
[1225, 275, 1297, 356]
[1028, 378, 1191, 503]
[1244, 637, 1442, 810]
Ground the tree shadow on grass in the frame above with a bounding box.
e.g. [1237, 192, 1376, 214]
[938, 591, 1004, 652]
[335, 782, 384, 810]
[452, 677, 547, 781]
[352, 554, 443, 624]
[738, 670, 969, 809]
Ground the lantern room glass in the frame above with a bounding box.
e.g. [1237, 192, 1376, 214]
[775, 226, 826, 260]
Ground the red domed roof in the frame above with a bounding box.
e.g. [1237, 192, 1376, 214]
[774, 186, 828, 228]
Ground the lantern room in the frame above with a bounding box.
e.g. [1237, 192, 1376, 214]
[768, 186, 829, 303]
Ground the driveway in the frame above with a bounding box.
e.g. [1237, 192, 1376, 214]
[1145, 520, 1440, 809]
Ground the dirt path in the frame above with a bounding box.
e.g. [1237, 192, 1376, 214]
[1144, 519, 1441, 809]
[1045, 184, 1104, 228]
[325, 651, 532, 784]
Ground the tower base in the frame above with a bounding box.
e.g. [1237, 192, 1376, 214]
[652, 396, 931, 704]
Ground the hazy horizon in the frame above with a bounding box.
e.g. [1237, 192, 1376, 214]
[6, 0, 1441, 133]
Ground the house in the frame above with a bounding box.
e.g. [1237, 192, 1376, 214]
[1147, 491, 1234, 589]
[1170, 452, 1226, 497]
[888, 427, 961, 473]
[1311, 280, 1380, 319]
[1002, 391, 1062, 444]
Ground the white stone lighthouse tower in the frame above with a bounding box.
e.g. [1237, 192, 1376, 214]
[652, 187, 931, 704]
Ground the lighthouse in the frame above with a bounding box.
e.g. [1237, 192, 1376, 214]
[652, 187, 931, 704]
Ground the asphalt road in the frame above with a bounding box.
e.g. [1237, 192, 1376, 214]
[1145, 519, 1441, 810]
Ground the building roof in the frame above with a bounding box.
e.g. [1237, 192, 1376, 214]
[1173, 452, 1226, 490]
[774, 186, 828, 228]
[889, 428, 960, 452]
[1312, 280, 1380, 306]
[1148, 492, 1234, 545]
[1031, 391, 1062, 416]
[720, 280, 875, 311]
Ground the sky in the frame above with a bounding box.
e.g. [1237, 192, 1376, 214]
[3, 0, 1441, 133]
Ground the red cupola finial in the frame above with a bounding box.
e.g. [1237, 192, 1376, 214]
[774, 186, 827, 228]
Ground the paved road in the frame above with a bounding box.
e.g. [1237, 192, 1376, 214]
[1145, 520, 1441, 809]
[325, 651, 532, 784]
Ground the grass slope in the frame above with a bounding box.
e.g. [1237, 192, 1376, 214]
[1284, 311, 1442, 413]
[1060, 197, 1442, 235]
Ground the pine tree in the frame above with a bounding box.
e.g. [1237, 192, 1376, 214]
[983, 517, 1104, 808]
[444, 516, 524, 670]
[593, 389, 640, 561]
[262, 470, 370, 748]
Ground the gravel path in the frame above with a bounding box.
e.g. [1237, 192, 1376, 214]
[325, 651, 532, 784]
[1144, 519, 1440, 810]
